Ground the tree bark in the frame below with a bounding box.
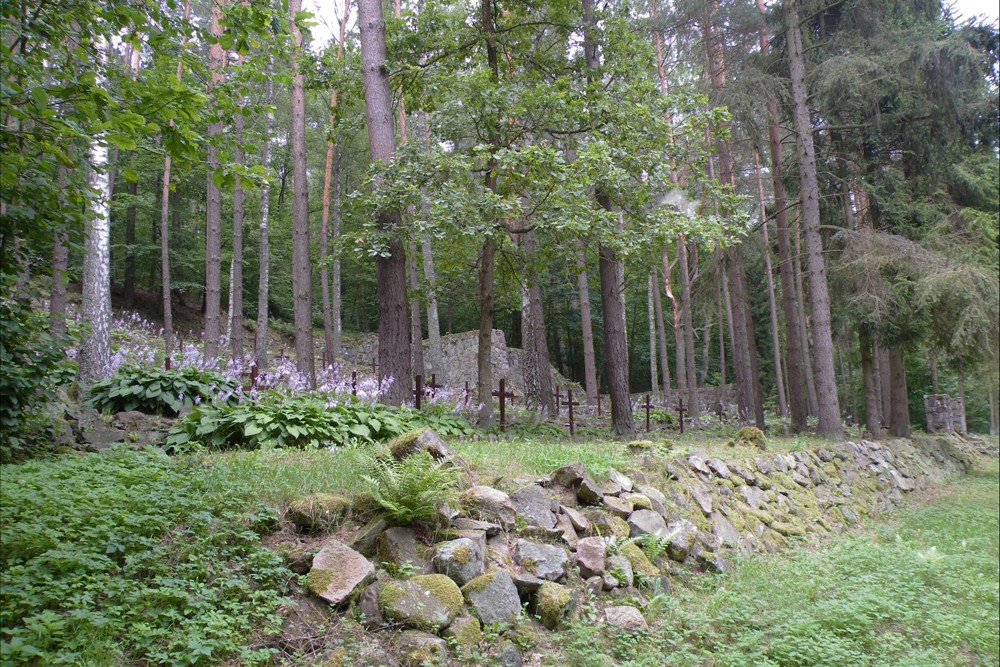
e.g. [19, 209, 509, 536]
[229, 52, 246, 362]
[756, 0, 804, 430]
[876, 339, 891, 428]
[422, 235, 443, 382]
[651, 266, 671, 397]
[576, 245, 599, 406]
[80, 139, 112, 383]
[754, 149, 787, 417]
[522, 228, 555, 414]
[203, 0, 226, 363]
[289, 0, 316, 386]
[888, 348, 910, 437]
[50, 165, 69, 337]
[795, 220, 819, 416]
[124, 179, 137, 309]
[678, 236, 700, 420]
[320, 0, 351, 367]
[859, 324, 881, 437]
[477, 239, 496, 424]
[408, 238, 425, 376]
[360, 0, 411, 404]
[717, 277, 726, 386]
[255, 72, 274, 369]
[663, 247, 686, 393]
[647, 272, 659, 395]
[928, 351, 939, 394]
[786, 0, 841, 437]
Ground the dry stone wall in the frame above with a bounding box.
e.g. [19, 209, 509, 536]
[284, 433, 982, 666]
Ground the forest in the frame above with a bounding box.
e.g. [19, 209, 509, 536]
[2, 0, 998, 450]
[2, 2, 1000, 665]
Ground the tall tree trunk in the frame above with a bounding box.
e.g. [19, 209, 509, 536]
[229, 52, 246, 362]
[678, 237, 700, 420]
[876, 339, 891, 428]
[289, 0, 316, 386]
[408, 239, 425, 376]
[50, 165, 69, 337]
[956, 371, 967, 434]
[360, 0, 411, 404]
[754, 149, 787, 417]
[647, 272, 659, 395]
[859, 324, 882, 437]
[522, 228, 554, 414]
[989, 381, 998, 436]
[928, 351, 939, 394]
[795, 217, 819, 416]
[717, 278, 727, 386]
[255, 72, 274, 369]
[576, 245, 599, 405]
[663, 248, 686, 393]
[124, 179, 137, 309]
[203, 0, 226, 362]
[888, 348, 909, 437]
[651, 266, 671, 396]
[320, 0, 351, 367]
[80, 139, 112, 383]
[332, 147, 343, 360]
[477, 239, 496, 424]
[422, 235, 443, 382]
[756, 0, 804, 429]
[786, 0, 841, 437]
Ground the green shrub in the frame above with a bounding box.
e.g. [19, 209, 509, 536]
[0, 291, 66, 462]
[361, 450, 462, 525]
[87, 365, 239, 417]
[165, 393, 472, 453]
[0, 448, 290, 665]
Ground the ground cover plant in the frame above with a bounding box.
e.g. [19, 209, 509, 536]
[557, 459, 1000, 667]
[87, 365, 240, 416]
[0, 448, 291, 666]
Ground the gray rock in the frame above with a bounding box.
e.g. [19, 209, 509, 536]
[889, 470, 914, 491]
[577, 473, 610, 505]
[627, 509, 667, 539]
[510, 485, 558, 529]
[379, 575, 463, 631]
[350, 516, 389, 557]
[389, 427, 467, 468]
[711, 514, 740, 548]
[791, 471, 812, 487]
[453, 517, 502, 537]
[574, 537, 607, 578]
[738, 485, 767, 510]
[514, 539, 570, 581]
[817, 448, 835, 462]
[689, 485, 713, 515]
[462, 570, 522, 625]
[536, 581, 575, 630]
[840, 506, 859, 524]
[604, 605, 647, 633]
[706, 458, 731, 478]
[664, 462, 685, 480]
[464, 486, 516, 527]
[730, 464, 757, 485]
[687, 455, 711, 475]
[602, 495, 633, 519]
[562, 506, 592, 533]
[585, 575, 604, 594]
[607, 554, 634, 588]
[554, 511, 579, 549]
[773, 455, 789, 473]
[695, 551, 732, 574]
[551, 461, 586, 488]
[358, 582, 384, 629]
[376, 526, 421, 570]
[308, 539, 375, 606]
[82, 428, 126, 449]
[495, 642, 524, 667]
[665, 519, 699, 562]
[608, 468, 634, 493]
[510, 571, 545, 594]
[433, 537, 485, 586]
[754, 457, 774, 475]
[398, 630, 449, 667]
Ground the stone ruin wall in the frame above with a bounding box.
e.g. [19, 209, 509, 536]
[923, 394, 967, 434]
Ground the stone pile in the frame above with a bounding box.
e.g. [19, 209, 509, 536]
[290, 431, 978, 666]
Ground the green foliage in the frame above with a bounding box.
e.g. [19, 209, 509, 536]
[87, 365, 239, 417]
[0, 291, 66, 462]
[0, 448, 291, 665]
[361, 450, 462, 525]
[165, 393, 472, 452]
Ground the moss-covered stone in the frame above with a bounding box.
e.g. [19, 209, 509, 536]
[586, 510, 631, 539]
[378, 575, 462, 631]
[287, 493, 349, 533]
[536, 581, 574, 630]
[728, 426, 767, 450]
[398, 630, 449, 667]
[772, 521, 806, 537]
[443, 614, 482, 653]
[411, 574, 464, 617]
[619, 541, 660, 578]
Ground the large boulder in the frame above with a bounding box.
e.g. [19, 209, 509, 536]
[288, 493, 350, 533]
[378, 574, 464, 632]
[376, 526, 426, 572]
[464, 486, 516, 527]
[514, 539, 570, 581]
[433, 537, 485, 586]
[664, 519, 699, 562]
[510, 485, 558, 529]
[307, 539, 375, 606]
[604, 605, 647, 633]
[462, 570, 522, 625]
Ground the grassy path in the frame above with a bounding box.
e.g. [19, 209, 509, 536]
[559, 460, 1000, 667]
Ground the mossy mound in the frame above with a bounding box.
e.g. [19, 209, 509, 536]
[287, 493, 349, 533]
[728, 426, 767, 450]
[443, 615, 482, 653]
[619, 541, 660, 578]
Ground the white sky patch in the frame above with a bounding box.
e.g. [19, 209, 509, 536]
[303, 0, 355, 52]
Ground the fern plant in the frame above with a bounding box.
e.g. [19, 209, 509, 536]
[361, 451, 462, 525]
